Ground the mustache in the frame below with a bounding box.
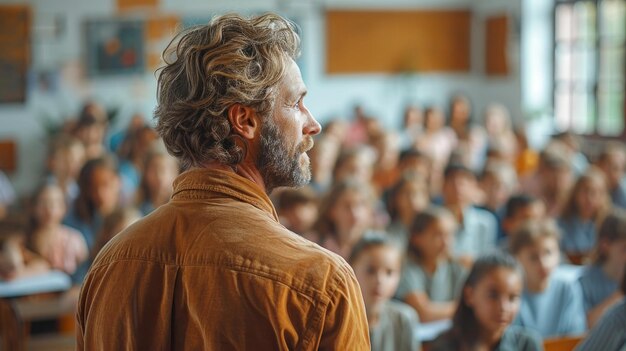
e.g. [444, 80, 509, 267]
[297, 137, 314, 154]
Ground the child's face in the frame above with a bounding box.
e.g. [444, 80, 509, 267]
[541, 166, 573, 197]
[90, 167, 120, 215]
[603, 238, 626, 276]
[600, 152, 626, 189]
[465, 267, 522, 337]
[516, 237, 560, 288]
[35, 185, 67, 225]
[284, 202, 318, 234]
[443, 172, 475, 207]
[395, 182, 429, 218]
[503, 202, 545, 236]
[411, 216, 456, 259]
[353, 245, 402, 310]
[66, 144, 86, 180]
[575, 178, 606, 218]
[145, 156, 179, 195]
[398, 158, 430, 181]
[330, 190, 372, 235]
[480, 173, 511, 210]
[336, 154, 373, 184]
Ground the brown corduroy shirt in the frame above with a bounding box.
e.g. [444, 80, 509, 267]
[76, 168, 370, 350]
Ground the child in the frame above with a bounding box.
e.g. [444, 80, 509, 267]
[441, 163, 498, 263]
[596, 142, 626, 209]
[64, 156, 122, 250]
[478, 162, 518, 215]
[312, 179, 375, 259]
[136, 145, 179, 215]
[500, 195, 546, 248]
[64, 156, 121, 283]
[431, 252, 542, 351]
[558, 167, 611, 261]
[349, 234, 420, 351]
[575, 265, 626, 351]
[510, 219, 586, 338]
[395, 206, 467, 322]
[414, 106, 457, 195]
[71, 101, 109, 161]
[308, 135, 340, 193]
[397, 149, 432, 189]
[371, 131, 401, 194]
[0, 220, 50, 281]
[332, 146, 376, 185]
[385, 172, 430, 249]
[117, 125, 159, 205]
[522, 142, 574, 217]
[91, 207, 142, 259]
[45, 134, 86, 207]
[28, 182, 88, 275]
[275, 186, 319, 236]
[578, 209, 626, 328]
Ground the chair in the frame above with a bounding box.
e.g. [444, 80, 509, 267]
[543, 334, 585, 351]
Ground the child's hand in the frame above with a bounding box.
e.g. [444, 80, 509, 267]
[0, 260, 19, 281]
[0, 240, 25, 281]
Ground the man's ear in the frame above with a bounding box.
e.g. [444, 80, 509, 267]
[228, 104, 259, 140]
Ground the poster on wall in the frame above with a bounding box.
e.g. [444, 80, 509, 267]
[0, 5, 30, 104]
[84, 19, 145, 76]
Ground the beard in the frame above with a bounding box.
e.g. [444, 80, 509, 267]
[257, 118, 313, 193]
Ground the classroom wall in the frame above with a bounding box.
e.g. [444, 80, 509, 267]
[0, 0, 552, 195]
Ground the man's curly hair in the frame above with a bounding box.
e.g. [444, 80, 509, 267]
[154, 13, 300, 169]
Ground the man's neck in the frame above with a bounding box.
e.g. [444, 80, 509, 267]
[202, 160, 269, 194]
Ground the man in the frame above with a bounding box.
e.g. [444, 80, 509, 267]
[77, 13, 370, 350]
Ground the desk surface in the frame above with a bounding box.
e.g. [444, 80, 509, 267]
[0, 271, 71, 298]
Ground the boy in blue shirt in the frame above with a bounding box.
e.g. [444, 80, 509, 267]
[510, 219, 586, 338]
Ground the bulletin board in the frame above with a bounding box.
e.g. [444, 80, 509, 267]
[0, 5, 30, 103]
[326, 10, 471, 74]
[485, 15, 509, 76]
[84, 19, 145, 76]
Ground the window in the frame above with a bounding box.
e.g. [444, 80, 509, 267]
[554, 0, 626, 136]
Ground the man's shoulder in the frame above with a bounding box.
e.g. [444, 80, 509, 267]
[90, 203, 356, 297]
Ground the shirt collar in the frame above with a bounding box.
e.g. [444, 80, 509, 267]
[172, 168, 279, 222]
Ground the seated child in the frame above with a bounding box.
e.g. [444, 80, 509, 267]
[385, 172, 430, 249]
[500, 195, 546, 249]
[441, 163, 498, 264]
[275, 186, 319, 237]
[558, 167, 611, 263]
[312, 179, 376, 259]
[596, 141, 626, 209]
[575, 265, 626, 351]
[578, 209, 626, 328]
[350, 234, 420, 351]
[91, 207, 142, 259]
[396, 206, 467, 322]
[0, 220, 50, 281]
[431, 252, 542, 351]
[28, 182, 88, 275]
[510, 219, 586, 338]
[136, 144, 179, 215]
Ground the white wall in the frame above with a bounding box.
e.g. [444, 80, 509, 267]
[0, 0, 546, 195]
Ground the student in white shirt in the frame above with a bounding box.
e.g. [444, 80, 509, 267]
[511, 219, 586, 338]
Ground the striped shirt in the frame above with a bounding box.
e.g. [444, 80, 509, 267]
[575, 299, 626, 351]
